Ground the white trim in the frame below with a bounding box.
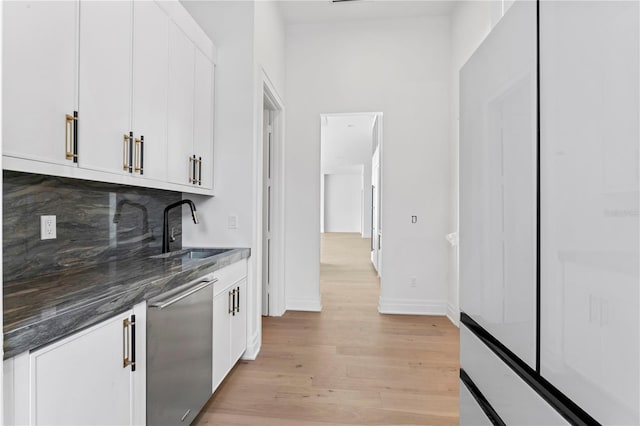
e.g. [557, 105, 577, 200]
[241, 330, 261, 361]
[154, 0, 216, 63]
[446, 302, 460, 327]
[259, 69, 287, 318]
[378, 297, 447, 316]
[2, 156, 215, 197]
[1, 1, 4, 419]
[286, 298, 323, 312]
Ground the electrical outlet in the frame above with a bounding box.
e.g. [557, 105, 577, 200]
[410, 277, 417, 288]
[40, 215, 57, 240]
[228, 215, 238, 230]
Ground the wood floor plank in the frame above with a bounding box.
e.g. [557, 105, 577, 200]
[194, 233, 460, 425]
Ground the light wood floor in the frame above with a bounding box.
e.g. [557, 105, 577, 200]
[194, 233, 460, 425]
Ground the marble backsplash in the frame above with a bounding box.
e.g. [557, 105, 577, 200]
[3, 171, 183, 282]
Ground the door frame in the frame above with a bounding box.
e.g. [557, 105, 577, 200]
[257, 70, 286, 318]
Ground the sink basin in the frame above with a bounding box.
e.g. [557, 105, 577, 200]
[149, 248, 233, 261]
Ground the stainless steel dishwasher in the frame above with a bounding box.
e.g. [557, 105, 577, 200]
[147, 273, 217, 425]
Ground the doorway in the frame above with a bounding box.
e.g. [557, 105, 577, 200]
[319, 112, 383, 309]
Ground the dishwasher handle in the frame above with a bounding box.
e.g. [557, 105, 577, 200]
[149, 277, 218, 309]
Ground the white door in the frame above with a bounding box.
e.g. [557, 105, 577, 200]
[131, 1, 169, 181]
[262, 109, 273, 315]
[459, 0, 537, 367]
[78, 1, 132, 175]
[371, 147, 380, 271]
[3, 1, 79, 166]
[30, 311, 136, 425]
[539, 2, 639, 423]
[167, 21, 195, 186]
[194, 49, 214, 189]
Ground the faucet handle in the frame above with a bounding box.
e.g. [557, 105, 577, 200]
[170, 227, 176, 243]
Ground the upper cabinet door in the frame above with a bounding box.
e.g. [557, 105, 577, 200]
[194, 49, 214, 190]
[540, 2, 639, 424]
[459, 1, 537, 368]
[167, 21, 195, 186]
[78, 1, 132, 175]
[2, 1, 79, 166]
[132, 1, 169, 181]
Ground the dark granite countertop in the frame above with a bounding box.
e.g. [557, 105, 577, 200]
[3, 247, 250, 359]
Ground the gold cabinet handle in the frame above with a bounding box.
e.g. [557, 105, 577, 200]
[123, 318, 131, 368]
[65, 113, 78, 162]
[123, 133, 132, 171]
[228, 290, 234, 314]
[189, 155, 201, 184]
[134, 136, 144, 174]
[197, 156, 202, 186]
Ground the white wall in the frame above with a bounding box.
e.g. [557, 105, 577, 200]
[448, 0, 508, 325]
[285, 16, 452, 314]
[324, 172, 362, 233]
[254, 1, 286, 97]
[181, 0, 286, 357]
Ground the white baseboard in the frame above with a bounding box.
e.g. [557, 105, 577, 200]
[286, 298, 322, 312]
[378, 297, 447, 315]
[446, 302, 460, 327]
[242, 330, 261, 361]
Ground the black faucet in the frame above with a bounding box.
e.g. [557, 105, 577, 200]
[162, 199, 199, 254]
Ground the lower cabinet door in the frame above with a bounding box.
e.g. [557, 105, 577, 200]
[29, 309, 141, 425]
[460, 380, 493, 426]
[460, 325, 568, 425]
[230, 278, 247, 363]
[212, 289, 231, 392]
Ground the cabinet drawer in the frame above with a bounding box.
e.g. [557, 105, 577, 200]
[460, 379, 493, 426]
[461, 325, 568, 425]
[213, 260, 247, 295]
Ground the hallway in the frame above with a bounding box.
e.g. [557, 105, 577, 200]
[195, 233, 460, 425]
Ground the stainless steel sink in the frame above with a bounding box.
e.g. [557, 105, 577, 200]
[149, 248, 232, 260]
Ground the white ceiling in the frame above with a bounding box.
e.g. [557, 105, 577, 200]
[278, 0, 457, 25]
[321, 114, 377, 174]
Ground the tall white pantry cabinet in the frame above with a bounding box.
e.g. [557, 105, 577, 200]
[460, 1, 639, 424]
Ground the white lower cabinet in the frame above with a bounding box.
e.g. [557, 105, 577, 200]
[212, 260, 248, 392]
[3, 302, 146, 426]
[459, 380, 493, 426]
[460, 325, 568, 426]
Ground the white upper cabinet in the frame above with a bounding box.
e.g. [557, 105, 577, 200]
[540, 1, 639, 424]
[167, 21, 195, 186]
[459, 0, 537, 368]
[2, 1, 79, 167]
[78, 1, 133, 175]
[3, 0, 216, 195]
[132, 1, 169, 182]
[167, 24, 215, 190]
[194, 49, 214, 190]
